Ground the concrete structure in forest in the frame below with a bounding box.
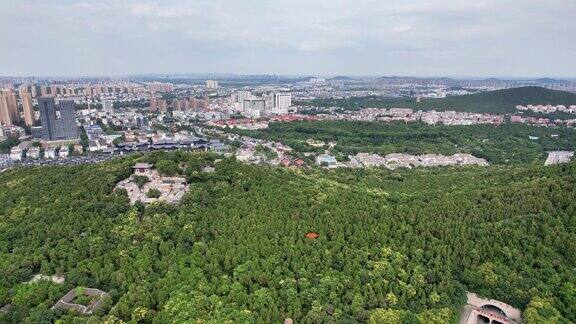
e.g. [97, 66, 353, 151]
[27, 274, 65, 284]
[116, 163, 189, 204]
[52, 288, 109, 315]
[460, 292, 521, 324]
[544, 151, 574, 166]
[0, 304, 12, 314]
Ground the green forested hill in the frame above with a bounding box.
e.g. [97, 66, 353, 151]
[298, 87, 576, 113]
[236, 121, 576, 164]
[0, 151, 575, 323]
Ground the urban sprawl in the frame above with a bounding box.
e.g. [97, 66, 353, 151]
[1, 77, 575, 171]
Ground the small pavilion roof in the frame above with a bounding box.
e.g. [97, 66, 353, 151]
[305, 232, 320, 239]
[133, 163, 154, 169]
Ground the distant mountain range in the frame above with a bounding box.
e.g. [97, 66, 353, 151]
[329, 76, 356, 81]
[532, 78, 571, 84]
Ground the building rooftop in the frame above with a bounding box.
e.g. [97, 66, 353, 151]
[305, 232, 320, 239]
[133, 163, 153, 169]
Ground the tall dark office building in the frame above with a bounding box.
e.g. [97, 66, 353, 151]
[38, 97, 79, 141]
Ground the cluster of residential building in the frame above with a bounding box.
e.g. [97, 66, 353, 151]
[316, 152, 489, 169]
[147, 82, 174, 93]
[375, 76, 576, 93]
[0, 79, 207, 132]
[516, 104, 576, 114]
[5, 120, 229, 164]
[2, 80, 195, 101]
[2, 77, 576, 174]
[289, 77, 468, 101]
[510, 115, 576, 127]
[229, 90, 295, 117]
[79, 108, 149, 130]
[84, 125, 117, 152]
[7, 81, 145, 99]
[0, 91, 80, 141]
[509, 115, 553, 126]
[9, 141, 80, 161]
[85, 120, 229, 154]
[149, 96, 211, 113]
[323, 108, 506, 126]
[207, 114, 319, 130]
[306, 107, 576, 128]
[0, 124, 24, 139]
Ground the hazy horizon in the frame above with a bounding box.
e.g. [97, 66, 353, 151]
[3, 74, 576, 82]
[1, 0, 575, 77]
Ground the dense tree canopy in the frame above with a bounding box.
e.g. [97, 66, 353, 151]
[236, 121, 576, 165]
[0, 151, 575, 323]
[0, 138, 20, 154]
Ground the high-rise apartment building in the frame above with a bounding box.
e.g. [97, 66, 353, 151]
[243, 98, 266, 118]
[243, 98, 265, 110]
[273, 93, 292, 109]
[102, 99, 114, 114]
[0, 94, 13, 126]
[158, 99, 168, 112]
[22, 93, 35, 126]
[92, 85, 102, 96]
[0, 91, 19, 125]
[148, 82, 174, 93]
[149, 98, 159, 111]
[8, 92, 18, 122]
[84, 85, 92, 97]
[31, 85, 38, 98]
[50, 85, 58, 96]
[173, 99, 188, 111]
[188, 97, 197, 109]
[231, 91, 251, 104]
[18, 84, 29, 98]
[38, 97, 78, 141]
[40, 86, 49, 97]
[136, 116, 149, 127]
[149, 97, 168, 112]
[206, 80, 218, 89]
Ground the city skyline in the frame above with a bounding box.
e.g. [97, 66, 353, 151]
[1, 0, 575, 77]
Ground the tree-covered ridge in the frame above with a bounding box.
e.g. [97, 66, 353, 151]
[297, 86, 576, 114]
[0, 152, 575, 323]
[235, 121, 576, 164]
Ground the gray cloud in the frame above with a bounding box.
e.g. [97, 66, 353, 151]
[0, 0, 574, 77]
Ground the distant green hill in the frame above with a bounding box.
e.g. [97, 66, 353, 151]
[299, 86, 576, 113]
[237, 121, 576, 164]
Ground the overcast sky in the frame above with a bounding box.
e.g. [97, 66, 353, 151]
[1, 0, 575, 77]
